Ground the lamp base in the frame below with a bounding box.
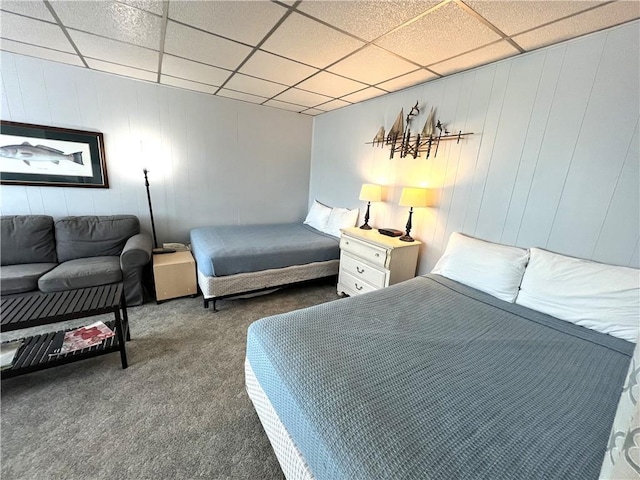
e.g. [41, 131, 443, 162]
[359, 223, 372, 230]
[399, 234, 415, 242]
[152, 247, 176, 255]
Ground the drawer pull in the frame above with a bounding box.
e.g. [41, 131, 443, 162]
[375, 253, 380, 257]
[355, 283, 363, 291]
[356, 266, 364, 274]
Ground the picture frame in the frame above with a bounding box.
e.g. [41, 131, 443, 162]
[0, 120, 108, 188]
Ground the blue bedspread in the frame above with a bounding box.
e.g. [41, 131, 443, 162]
[190, 223, 339, 277]
[246, 274, 634, 480]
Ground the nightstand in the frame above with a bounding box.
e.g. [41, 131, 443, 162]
[153, 251, 197, 302]
[337, 227, 421, 297]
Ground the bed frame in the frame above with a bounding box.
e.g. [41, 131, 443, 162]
[197, 259, 340, 311]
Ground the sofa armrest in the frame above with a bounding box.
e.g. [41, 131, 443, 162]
[120, 233, 152, 271]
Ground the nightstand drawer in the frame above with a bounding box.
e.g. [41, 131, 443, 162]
[338, 270, 377, 295]
[341, 252, 387, 287]
[340, 235, 387, 268]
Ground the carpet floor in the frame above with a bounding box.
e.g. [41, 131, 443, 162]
[1, 281, 340, 480]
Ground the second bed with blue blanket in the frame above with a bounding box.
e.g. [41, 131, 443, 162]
[246, 274, 634, 479]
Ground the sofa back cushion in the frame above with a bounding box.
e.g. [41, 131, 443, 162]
[1, 215, 57, 266]
[55, 215, 140, 263]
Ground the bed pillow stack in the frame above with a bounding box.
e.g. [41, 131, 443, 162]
[303, 200, 359, 238]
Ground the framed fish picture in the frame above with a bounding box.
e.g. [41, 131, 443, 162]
[0, 120, 108, 188]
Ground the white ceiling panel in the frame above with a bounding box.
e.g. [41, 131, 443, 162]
[263, 99, 306, 112]
[70, 30, 159, 71]
[430, 40, 519, 76]
[513, 2, 640, 51]
[168, 1, 287, 46]
[52, 1, 162, 50]
[328, 45, 418, 85]
[341, 87, 388, 104]
[86, 58, 156, 82]
[0, 40, 84, 67]
[297, 0, 440, 41]
[239, 50, 318, 86]
[315, 99, 351, 111]
[0, 1, 56, 22]
[300, 108, 325, 116]
[164, 20, 252, 70]
[261, 11, 365, 68]
[119, 0, 164, 16]
[217, 89, 268, 104]
[161, 54, 231, 86]
[224, 73, 288, 98]
[160, 75, 217, 94]
[375, 2, 502, 66]
[273, 88, 333, 108]
[1, 12, 74, 53]
[376, 68, 439, 92]
[296, 71, 367, 98]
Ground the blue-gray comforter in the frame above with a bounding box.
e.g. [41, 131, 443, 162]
[246, 274, 634, 480]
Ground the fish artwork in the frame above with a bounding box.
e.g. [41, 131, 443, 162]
[0, 142, 83, 166]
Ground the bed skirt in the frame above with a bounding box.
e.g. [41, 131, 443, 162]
[197, 259, 339, 301]
[245, 358, 314, 480]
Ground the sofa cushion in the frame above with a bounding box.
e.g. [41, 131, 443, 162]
[55, 215, 140, 263]
[0, 263, 58, 294]
[1, 215, 57, 266]
[38, 257, 122, 292]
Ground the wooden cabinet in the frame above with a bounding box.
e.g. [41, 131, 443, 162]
[337, 227, 421, 297]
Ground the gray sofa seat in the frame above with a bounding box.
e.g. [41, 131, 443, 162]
[38, 256, 122, 292]
[0, 263, 58, 295]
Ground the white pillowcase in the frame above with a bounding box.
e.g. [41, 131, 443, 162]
[432, 232, 529, 303]
[323, 207, 359, 238]
[516, 248, 639, 343]
[303, 200, 332, 232]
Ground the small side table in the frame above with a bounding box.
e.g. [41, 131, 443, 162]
[153, 251, 197, 303]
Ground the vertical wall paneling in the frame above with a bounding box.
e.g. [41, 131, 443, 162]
[309, 21, 640, 271]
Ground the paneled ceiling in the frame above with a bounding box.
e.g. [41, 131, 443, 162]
[1, 0, 638, 116]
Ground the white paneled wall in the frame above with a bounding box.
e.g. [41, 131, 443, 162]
[0, 52, 313, 244]
[310, 21, 640, 272]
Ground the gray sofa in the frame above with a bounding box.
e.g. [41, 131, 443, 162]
[0, 215, 152, 306]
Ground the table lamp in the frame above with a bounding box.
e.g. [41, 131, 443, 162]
[398, 187, 430, 242]
[359, 184, 382, 230]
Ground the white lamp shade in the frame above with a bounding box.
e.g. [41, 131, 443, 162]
[359, 184, 382, 202]
[399, 187, 430, 208]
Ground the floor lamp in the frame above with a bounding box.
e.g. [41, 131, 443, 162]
[143, 169, 174, 254]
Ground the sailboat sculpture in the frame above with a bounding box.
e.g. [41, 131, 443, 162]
[420, 107, 437, 158]
[372, 126, 385, 147]
[386, 110, 404, 158]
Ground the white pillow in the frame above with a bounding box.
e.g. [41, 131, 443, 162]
[516, 248, 639, 343]
[323, 207, 359, 238]
[432, 232, 529, 303]
[303, 200, 331, 232]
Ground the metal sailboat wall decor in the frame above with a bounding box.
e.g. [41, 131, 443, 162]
[372, 126, 385, 147]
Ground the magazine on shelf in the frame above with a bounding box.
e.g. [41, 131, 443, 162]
[0, 340, 24, 370]
[50, 321, 115, 356]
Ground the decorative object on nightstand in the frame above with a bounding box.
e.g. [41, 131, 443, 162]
[398, 187, 430, 242]
[358, 184, 382, 230]
[143, 168, 175, 255]
[337, 227, 420, 297]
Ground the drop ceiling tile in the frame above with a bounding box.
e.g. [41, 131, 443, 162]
[430, 41, 519, 76]
[169, 1, 287, 46]
[327, 45, 417, 85]
[297, 1, 441, 41]
[261, 11, 365, 68]
[376, 68, 438, 92]
[465, 0, 603, 36]
[300, 108, 325, 116]
[164, 20, 252, 71]
[224, 73, 288, 98]
[51, 1, 162, 49]
[315, 99, 351, 111]
[0, 40, 85, 67]
[512, 3, 640, 51]
[69, 30, 158, 71]
[273, 88, 333, 108]
[375, 2, 502, 66]
[296, 71, 367, 98]
[118, 0, 164, 16]
[162, 54, 231, 86]
[341, 87, 387, 104]
[217, 89, 268, 104]
[263, 99, 306, 112]
[87, 58, 156, 82]
[0, 1, 55, 21]
[160, 75, 217, 94]
[1, 12, 73, 52]
[239, 51, 318, 86]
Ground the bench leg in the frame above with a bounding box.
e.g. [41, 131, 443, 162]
[121, 290, 131, 341]
[114, 309, 128, 369]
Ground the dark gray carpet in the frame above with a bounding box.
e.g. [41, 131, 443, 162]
[1, 282, 339, 479]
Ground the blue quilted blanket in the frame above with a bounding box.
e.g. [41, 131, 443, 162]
[246, 274, 634, 480]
